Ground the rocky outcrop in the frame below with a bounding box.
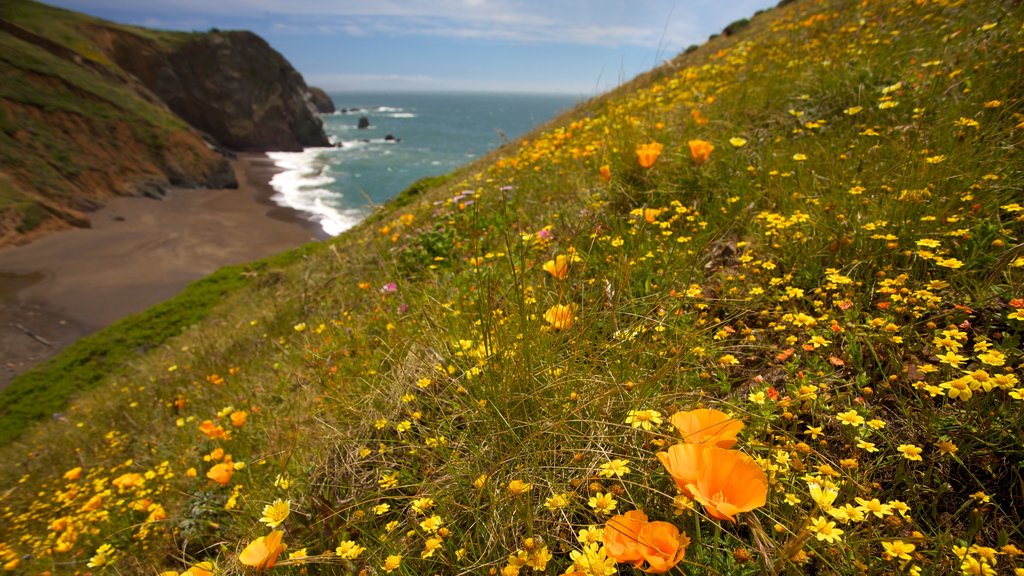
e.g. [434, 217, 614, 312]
[308, 86, 335, 114]
[100, 29, 330, 152]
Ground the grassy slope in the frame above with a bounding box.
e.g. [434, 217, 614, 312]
[0, 0, 209, 237]
[2, 0, 1024, 574]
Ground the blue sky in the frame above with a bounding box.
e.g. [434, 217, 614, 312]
[46, 0, 778, 95]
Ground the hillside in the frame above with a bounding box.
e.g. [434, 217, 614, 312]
[0, 0, 327, 246]
[1, 0, 1023, 574]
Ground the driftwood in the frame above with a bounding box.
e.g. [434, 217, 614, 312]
[13, 323, 51, 347]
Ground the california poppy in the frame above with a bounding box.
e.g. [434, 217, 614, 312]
[599, 164, 612, 182]
[638, 521, 690, 574]
[207, 461, 234, 486]
[669, 408, 744, 448]
[604, 510, 648, 565]
[239, 530, 284, 569]
[636, 142, 665, 168]
[688, 139, 714, 165]
[689, 446, 768, 522]
[657, 443, 703, 498]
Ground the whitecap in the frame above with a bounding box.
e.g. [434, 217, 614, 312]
[265, 149, 365, 236]
[376, 106, 402, 112]
[390, 113, 417, 118]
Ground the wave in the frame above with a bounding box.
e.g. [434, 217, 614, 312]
[265, 149, 365, 236]
[390, 112, 416, 118]
[376, 106, 402, 112]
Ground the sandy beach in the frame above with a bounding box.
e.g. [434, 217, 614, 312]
[0, 153, 326, 389]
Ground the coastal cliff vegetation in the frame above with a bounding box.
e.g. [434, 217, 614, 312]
[0, 0, 327, 246]
[1, 0, 1023, 574]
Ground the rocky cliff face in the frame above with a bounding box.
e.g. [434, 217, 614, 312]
[308, 87, 336, 114]
[0, 0, 331, 246]
[100, 29, 330, 152]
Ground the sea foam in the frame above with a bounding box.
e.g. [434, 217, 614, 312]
[266, 149, 364, 236]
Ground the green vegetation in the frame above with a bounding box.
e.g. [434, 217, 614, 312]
[0, 240, 324, 445]
[1, 0, 1023, 575]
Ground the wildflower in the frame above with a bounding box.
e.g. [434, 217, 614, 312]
[420, 515, 443, 533]
[230, 411, 248, 427]
[808, 516, 843, 543]
[808, 481, 839, 510]
[207, 461, 233, 486]
[411, 497, 434, 514]
[688, 140, 714, 165]
[379, 472, 399, 489]
[669, 408, 744, 448]
[383, 554, 402, 573]
[599, 164, 611, 182]
[604, 510, 648, 565]
[545, 493, 571, 511]
[636, 142, 665, 168]
[855, 497, 892, 518]
[373, 503, 390, 515]
[543, 255, 571, 280]
[544, 304, 574, 330]
[590, 492, 618, 515]
[793, 153, 807, 161]
[259, 499, 291, 528]
[335, 540, 365, 559]
[239, 530, 285, 569]
[578, 525, 604, 545]
[661, 445, 767, 521]
[567, 543, 617, 576]
[718, 354, 740, 366]
[289, 548, 308, 560]
[87, 544, 114, 568]
[625, 409, 663, 430]
[637, 521, 689, 574]
[836, 409, 865, 426]
[419, 536, 442, 559]
[64, 467, 83, 481]
[897, 444, 924, 461]
[181, 563, 215, 576]
[473, 474, 489, 489]
[508, 479, 532, 495]
[599, 459, 631, 478]
[729, 137, 747, 147]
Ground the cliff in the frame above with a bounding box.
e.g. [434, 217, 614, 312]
[0, 0, 329, 246]
[99, 29, 330, 151]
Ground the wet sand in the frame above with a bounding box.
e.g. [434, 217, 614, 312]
[0, 153, 326, 388]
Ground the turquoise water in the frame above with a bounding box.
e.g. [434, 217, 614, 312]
[266, 92, 579, 235]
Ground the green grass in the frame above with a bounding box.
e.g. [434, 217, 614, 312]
[1, 0, 1023, 574]
[0, 240, 325, 445]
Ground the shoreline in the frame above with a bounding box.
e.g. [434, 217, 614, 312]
[0, 153, 327, 389]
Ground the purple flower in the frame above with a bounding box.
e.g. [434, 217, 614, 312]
[381, 282, 398, 294]
[536, 229, 553, 241]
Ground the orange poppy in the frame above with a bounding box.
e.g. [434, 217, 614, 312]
[669, 408, 744, 448]
[688, 139, 714, 165]
[207, 461, 234, 486]
[638, 521, 690, 574]
[239, 530, 285, 569]
[689, 446, 768, 522]
[604, 510, 648, 565]
[636, 142, 665, 168]
[599, 164, 612, 182]
[230, 411, 248, 427]
[657, 442, 703, 498]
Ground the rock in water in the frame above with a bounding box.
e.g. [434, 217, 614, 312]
[358, 116, 371, 129]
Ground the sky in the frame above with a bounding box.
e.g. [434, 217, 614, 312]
[45, 0, 778, 96]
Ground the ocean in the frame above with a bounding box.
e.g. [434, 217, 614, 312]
[266, 92, 581, 236]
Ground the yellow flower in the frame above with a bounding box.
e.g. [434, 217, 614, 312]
[383, 554, 402, 573]
[542, 255, 571, 280]
[729, 137, 747, 148]
[599, 459, 631, 478]
[625, 409, 663, 430]
[808, 516, 843, 543]
[508, 479, 533, 495]
[836, 410, 865, 426]
[335, 540, 365, 559]
[259, 499, 291, 528]
[589, 492, 618, 515]
[897, 444, 923, 461]
[544, 304, 574, 330]
[545, 493, 571, 511]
